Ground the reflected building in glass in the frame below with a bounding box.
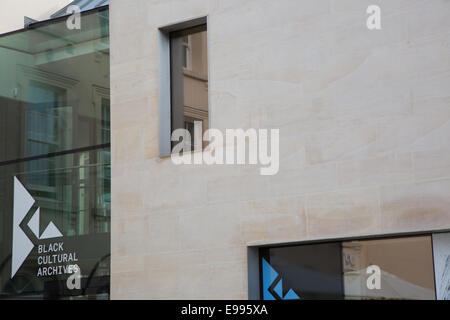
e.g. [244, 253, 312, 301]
[0, 6, 110, 299]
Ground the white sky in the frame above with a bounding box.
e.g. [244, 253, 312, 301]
[0, 0, 72, 34]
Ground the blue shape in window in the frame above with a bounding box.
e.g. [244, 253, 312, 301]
[284, 289, 300, 300]
[262, 257, 278, 300]
[262, 258, 300, 300]
[273, 278, 283, 297]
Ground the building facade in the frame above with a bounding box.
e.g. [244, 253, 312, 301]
[109, 0, 450, 299]
[1, 0, 450, 300]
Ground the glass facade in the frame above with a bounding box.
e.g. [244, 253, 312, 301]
[259, 235, 438, 300]
[0, 8, 110, 299]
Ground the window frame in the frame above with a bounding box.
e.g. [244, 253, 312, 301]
[248, 232, 443, 300]
[158, 17, 208, 157]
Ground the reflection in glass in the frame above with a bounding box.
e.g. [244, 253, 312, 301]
[260, 235, 437, 300]
[342, 236, 436, 300]
[171, 26, 208, 152]
[261, 243, 344, 300]
[0, 7, 110, 299]
[0, 8, 110, 163]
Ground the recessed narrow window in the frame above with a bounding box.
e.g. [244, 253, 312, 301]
[170, 23, 208, 152]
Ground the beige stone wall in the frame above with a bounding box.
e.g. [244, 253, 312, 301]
[110, 0, 450, 299]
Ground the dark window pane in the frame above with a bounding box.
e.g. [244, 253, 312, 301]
[259, 235, 436, 300]
[261, 243, 344, 300]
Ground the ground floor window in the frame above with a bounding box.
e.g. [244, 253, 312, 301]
[257, 233, 450, 300]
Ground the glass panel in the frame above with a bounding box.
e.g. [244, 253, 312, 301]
[183, 30, 208, 148]
[259, 235, 437, 300]
[171, 26, 208, 152]
[0, 8, 110, 300]
[0, 8, 110, 163]
[432, 232, 450, 300]
[0, 9, 109, 54]
[0, 149, 110, 299]
[261, 243, 344, 300]
[342, 236, 436, 300]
